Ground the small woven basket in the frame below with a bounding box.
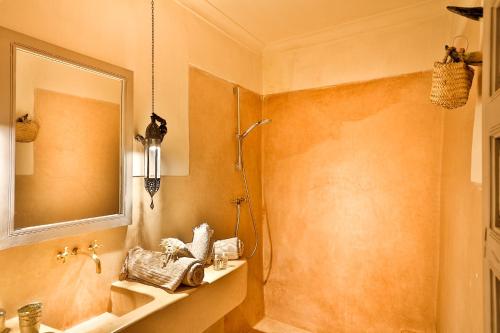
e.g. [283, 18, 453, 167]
[15, 115, 39, 143]
[430, 53, 474, 109]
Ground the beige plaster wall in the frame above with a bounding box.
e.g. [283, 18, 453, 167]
[0, 1, 485, 332]
[262, 0, 476, 95]
[436, 82, 483, 332]
[262, 72, 444, 332]
[0, 227, 129, 329]
[432, 8, 483, 333]
[0, 0, 263, 330]
[132, 67, 265, 332]
[0, 65, 265, 330]
[0, 0, 262, 177]
[15, 90, 120, 229]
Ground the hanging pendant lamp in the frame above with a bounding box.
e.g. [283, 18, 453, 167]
[135, 0, 167, 209]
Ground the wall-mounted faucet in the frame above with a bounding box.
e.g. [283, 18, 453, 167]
[87, 240, 102, 274]
[232, 197, 245, 237]
[56, 246, 72, 263]
[56, 240, 103, 274]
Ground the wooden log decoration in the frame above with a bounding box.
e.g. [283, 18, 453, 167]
[446, 6, 483, 21]
[463, 51, 482, 65]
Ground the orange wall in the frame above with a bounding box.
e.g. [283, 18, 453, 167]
[15, 90, 120, 228]
[262, 72, 443, 332]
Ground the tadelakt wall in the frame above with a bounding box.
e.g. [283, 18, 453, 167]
[0, 0, 263, 331]
[128, 67, 264, 333]
[262, 72, 444, 332]
[259, 1, 484, 331]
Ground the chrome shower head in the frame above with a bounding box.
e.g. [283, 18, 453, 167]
[240, 119, 271, 140]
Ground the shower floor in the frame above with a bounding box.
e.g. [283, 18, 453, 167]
[252, 317, 311, 333]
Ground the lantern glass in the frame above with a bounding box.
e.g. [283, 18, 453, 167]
[144, 138, 161, 179]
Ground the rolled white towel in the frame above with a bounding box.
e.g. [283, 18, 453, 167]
[182, 262, 205, 287]
[120, 246, 202, 292]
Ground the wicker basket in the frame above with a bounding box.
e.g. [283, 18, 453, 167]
[430, 56, 474, 109]
[16, 116, 39, 143]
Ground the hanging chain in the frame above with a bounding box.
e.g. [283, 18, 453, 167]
[151, 0, 155, 115]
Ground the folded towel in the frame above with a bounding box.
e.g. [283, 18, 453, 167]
[188, 223, 214, 265]
[120, 246, 203, 292]
[213, 237, 244, 260]
[182, 262, 205, 286]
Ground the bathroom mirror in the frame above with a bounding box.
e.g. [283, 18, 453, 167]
[0, 27, 133, 249]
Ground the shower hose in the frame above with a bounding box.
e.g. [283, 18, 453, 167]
[236, 147, 258, 259]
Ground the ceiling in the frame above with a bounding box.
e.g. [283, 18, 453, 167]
[178, 0, 433, 48]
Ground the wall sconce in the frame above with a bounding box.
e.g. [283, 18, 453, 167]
[135, 112, 167, 209]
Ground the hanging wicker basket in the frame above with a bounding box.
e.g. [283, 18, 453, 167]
[15, 114, 39, 143]
[430, 46, 474, 109]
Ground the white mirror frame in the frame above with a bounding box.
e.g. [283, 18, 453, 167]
[0, 27, 133, 250]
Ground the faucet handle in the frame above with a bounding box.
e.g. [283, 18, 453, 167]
[231, 197, 246, 205]
[88, 240, 102, 252]
[56, 246, 70, 263]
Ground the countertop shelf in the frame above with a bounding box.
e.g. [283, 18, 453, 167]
[4, 319, 60, 333]
[4, 260, 247, 333]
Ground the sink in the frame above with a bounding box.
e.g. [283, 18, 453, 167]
[59, 285, 154, 332]
[107, 285, 154, 317]
[3, 285, 154, 333]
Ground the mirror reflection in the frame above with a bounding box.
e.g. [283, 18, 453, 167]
[14, 47, 124, 230]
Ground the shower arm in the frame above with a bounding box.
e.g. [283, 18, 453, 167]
[235, 86, 271, 169]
